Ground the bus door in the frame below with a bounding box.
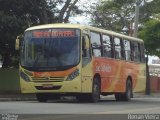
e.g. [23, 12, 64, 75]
[81, 34, 93, 93]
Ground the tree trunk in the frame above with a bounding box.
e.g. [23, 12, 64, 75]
[58, 0, 71, 23]
[64, 0, 78, 23]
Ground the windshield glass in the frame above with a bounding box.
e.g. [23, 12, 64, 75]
[21, 29, 80, 71]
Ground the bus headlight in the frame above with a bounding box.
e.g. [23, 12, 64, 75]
[20, 71, 31, 82]
[66, 69, 80, 81]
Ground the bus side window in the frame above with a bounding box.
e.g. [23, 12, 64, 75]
[140, 43, 145, 63]
[124, 40, 131, 61]
[114, 37, 122, 59]
[102, 34, 113, 58]
[90, 32, 102, 57]
[133, 42, 141, 62]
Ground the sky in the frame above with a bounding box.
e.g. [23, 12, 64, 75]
[69, 0, 98, 25]
[69, 16, 91, 25]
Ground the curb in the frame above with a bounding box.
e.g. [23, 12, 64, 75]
[0, 94, 36, 101]
[134, 93, 160, 98]
[0, 98, 36, 101]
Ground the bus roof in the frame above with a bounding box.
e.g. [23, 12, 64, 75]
[26, 23, 143, 42]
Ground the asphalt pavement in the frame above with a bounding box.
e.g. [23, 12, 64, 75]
[0, 92, 160, 101]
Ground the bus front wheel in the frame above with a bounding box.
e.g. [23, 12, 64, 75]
[77, 77, 100, 102]
[89, 77, 100, 102]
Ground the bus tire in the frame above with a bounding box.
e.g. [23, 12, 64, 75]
[77, 77, 100, 102]
[89, 77, 100, 102]
[124, 80, 132, 101]
[115, 79, 132, 101]
[36, 94, 48, 102]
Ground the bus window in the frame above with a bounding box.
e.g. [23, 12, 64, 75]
[133, 42, 141, 62]
[114, 37, 122, 59]
[102, 34, 112, 58]
[90, 32, 101, 57]
[124, 40, 131, 61]
[140, 43, 145, 63]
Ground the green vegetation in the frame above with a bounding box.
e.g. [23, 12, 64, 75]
[0, 68, 19, 93]
[90, 0, 135, 33]
[139, 20, 160, 57]
[0, 0, 82, 68]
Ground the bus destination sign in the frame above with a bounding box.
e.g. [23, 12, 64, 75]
[33, 30, 75, 38]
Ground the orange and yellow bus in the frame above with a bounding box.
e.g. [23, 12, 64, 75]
[16, 24, 146, 102]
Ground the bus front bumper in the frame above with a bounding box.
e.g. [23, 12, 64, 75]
[20, 78, 82, 94]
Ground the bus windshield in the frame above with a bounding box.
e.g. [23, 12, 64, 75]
[21, 29, 80, 71]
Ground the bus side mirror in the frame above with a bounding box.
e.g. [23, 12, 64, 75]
[85, 36, 90, 49]
[15, 35, 23, 50]
[82, 35, 90, 57]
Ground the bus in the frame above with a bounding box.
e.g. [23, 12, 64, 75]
[16, 23, 146, 102]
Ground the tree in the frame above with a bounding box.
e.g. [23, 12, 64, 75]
[58, 0, 82, 23]
[90, 0, 136, 34]
[138, 19, 160, 57]
[89, 0, 158, 34]
[0, 0, 55, 68]
[139, 0, 160, 23]
[0, 0, 82, 68]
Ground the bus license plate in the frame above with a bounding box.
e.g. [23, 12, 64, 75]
[42, 84, 53, 88]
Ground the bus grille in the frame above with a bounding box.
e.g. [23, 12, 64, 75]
[31, 77, 65, 82]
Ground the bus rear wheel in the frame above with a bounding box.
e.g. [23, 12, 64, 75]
[115, 80, 132, 101]
[36, 94, 48, 102]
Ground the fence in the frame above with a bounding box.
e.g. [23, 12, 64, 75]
[150, 76, 160, 92]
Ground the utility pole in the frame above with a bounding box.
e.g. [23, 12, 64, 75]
[133, 0, 141, 38]
[146, 53, 151, 95]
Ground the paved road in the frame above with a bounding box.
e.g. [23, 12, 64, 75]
[0, 96, 160, 120]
